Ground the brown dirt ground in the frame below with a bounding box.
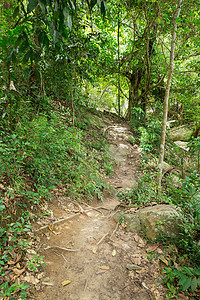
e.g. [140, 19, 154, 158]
[30, 123, 189, 300]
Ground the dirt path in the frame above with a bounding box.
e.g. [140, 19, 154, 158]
[32, 123, 168, 300]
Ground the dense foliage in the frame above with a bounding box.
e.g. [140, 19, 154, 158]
[0, 0, 200, 298]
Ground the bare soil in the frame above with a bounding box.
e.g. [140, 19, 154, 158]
[31, 123, 187, 300]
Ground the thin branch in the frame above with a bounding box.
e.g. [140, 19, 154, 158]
[35, 213, 81, 232]
[96, 233, 109, 245]
[44, 245, 79, 252]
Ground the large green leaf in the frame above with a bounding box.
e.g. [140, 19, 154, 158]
[178, 275, 188, 286]
[191, 277, 198, 293]
[182, 277, 192, 291]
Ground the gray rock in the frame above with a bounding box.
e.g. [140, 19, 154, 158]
[113, 212, 142, 232]
[113, 205, 181, 240]
[126, 264, 142, 271]
[138, 204, 180, 240]
[170, 125, 193, 141]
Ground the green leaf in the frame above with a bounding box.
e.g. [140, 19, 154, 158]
[27, 0, 38, 12]
[178, 275, 188, 286]
[182, 277, 192, 291]
[0, 204, 6, 211]
[191, 277, 198, 293]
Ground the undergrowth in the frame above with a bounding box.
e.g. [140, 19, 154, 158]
[119, 109, 200, 297]
[0, 94, 113, 299]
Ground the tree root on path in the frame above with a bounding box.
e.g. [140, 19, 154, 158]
[35, 213, 81, 232]
[44, 245, 79, 252]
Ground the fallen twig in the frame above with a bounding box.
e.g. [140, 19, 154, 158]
[110, 223, 119, 239]
[96, 233, 109, 245]
[44, 245, 79, 252]
[72, 201, 89, 216]
[83, 203, 105, 215]
[35, 213, 80, 232]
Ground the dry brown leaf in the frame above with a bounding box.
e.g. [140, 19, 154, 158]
[112, 243, 119, 248]
[12, 267, 25, 276]
[8, 260, 16, 265]
[147, 244, 159, 252]
[99, 266, 110, 270]
[62, 280, 71, 287]
[159, 257, 168, 266]
[24, 274, 39, 284]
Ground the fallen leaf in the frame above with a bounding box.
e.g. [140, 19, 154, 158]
[96, 270, 106, 275]
[12, 267, 25, 276]
[48, 224, 54, 231]
[147, 244, 159, 252]
[159, 257, 168, 266]
[62, 280, 71, 287]
[112, 249, 116, 256]
[8, 260, 16, 265]
[24, 274, 39, 284]
[142, 282, 149, 290]
[92, 247, 97, 254]
[99, 266, 110, 270]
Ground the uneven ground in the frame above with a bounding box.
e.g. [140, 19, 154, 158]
[31, 122, 188, 300]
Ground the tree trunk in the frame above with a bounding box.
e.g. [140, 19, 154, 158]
[117, 9, 120, 118]
[157, 0, 182, 190]
[126, 71, 142, 120]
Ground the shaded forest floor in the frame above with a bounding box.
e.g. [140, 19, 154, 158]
[30, 121, 188, 300]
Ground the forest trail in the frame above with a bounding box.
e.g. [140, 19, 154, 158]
[33, 122, 167, 300]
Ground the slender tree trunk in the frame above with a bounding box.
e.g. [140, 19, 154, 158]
[157, 0, 182, 189]
[71, 59, 75, 126]
[117, 9, 120, 118]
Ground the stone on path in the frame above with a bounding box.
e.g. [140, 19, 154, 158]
[113, 204, 181, 240]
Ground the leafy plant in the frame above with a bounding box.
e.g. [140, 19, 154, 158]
[163, 265, 200, 297]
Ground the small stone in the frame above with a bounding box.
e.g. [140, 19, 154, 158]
[126, 264, 142, 271]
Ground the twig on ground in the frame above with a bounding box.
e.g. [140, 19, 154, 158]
[72, 201, 89, 216]
[96, 233, 109, 245]
[35, 213, 80, 232]
[44, 245, 79, 252]
[95, 206, 112, 211]
[110, 223, 119, 239]
[83, 202, 105, 215]
[84, 277, 90, 292]
[61, 253, 68, 263]
[86, 208, 104, 215]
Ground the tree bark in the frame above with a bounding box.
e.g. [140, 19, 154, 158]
[157, 0, 182, 189]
